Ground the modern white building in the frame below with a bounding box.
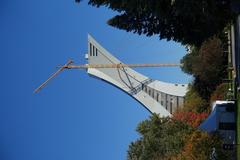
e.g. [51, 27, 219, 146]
[86, 35, 188, 117]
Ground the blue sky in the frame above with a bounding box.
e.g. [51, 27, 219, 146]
[0, 1, 190, 160]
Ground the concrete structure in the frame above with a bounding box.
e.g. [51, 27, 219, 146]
[86, 35, 188, 116]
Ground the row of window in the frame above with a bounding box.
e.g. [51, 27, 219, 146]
[89, 43, 98, 56]
[143, 85, 181, 114]
[219, 122, 236, 130]
[175, 84, 186, 87]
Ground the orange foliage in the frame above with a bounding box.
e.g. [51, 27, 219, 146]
[172, 112, 208, 128]
[170, 130, 230, 160]
[172, 131, 210, 160]
[210, 83, 228, 103]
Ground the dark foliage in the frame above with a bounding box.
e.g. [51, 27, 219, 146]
[181, 37, 228, 100]
[76, 0, 236, 46]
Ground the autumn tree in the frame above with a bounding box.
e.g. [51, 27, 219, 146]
[173, 131, 231, 160]
[172, 111, 208, 128]
[210, 83, 228, 103]
[76, 0, 236, 46]
[183, 85, 209, 113]
[181, 37, 228, 100]
[127, 114, 230, 160]
[127, 114, 193, 160]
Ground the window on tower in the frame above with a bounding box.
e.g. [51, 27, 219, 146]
[96, 48, 98, 56]
[92, 45, 95, 56]
[90, 43, 92, 56]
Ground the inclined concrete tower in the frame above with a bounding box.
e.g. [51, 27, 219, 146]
[86, 35, 188, 117]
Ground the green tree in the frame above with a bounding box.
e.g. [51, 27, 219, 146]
[76, 0, 236, 46]
[127, 140, 144, 160]
[180, 46, 199, 75]
[127, 114, 193, 160]
[183, 85, 209, 113]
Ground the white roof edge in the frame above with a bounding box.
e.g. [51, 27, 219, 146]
[212, 100, 235, 110]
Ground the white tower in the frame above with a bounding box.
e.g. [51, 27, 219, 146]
[86, 35, 188, 117]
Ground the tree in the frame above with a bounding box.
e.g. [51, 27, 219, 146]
[76, 0, 236, 46]
[127, 114, 230, 160]
[173, 131, 230, 160]
[172, 111, 208, 128]
[180, 46, 199, 75]
[192, 37, 227, 84]
[127, 140, 144, 160]
[210, 83, 228, 103]
[127, 114, 193, 160]
[181, 37, 228, 100]
[183, 85, 209, 113]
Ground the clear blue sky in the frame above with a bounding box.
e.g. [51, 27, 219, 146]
[0, 1, 191, 160]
